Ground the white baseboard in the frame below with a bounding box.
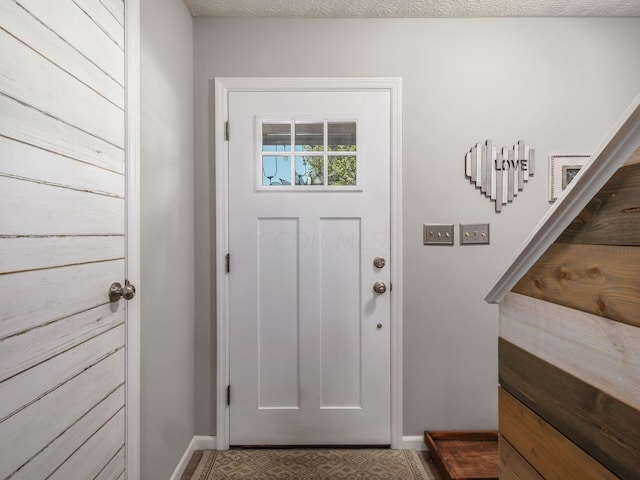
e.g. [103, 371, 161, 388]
[192, 435, 217, 450]
[169, 436, 217, 480]
[402, 435, 427, 451]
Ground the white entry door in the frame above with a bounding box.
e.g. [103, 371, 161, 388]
[0, 1, 133, 479]
[228, 87, 392, 445]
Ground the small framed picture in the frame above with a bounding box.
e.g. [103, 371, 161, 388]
[549, 155, 590, 202]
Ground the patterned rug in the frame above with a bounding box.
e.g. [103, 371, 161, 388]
[189, 449, 437, 479]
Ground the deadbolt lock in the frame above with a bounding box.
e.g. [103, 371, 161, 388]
[373, 257, 386, 269]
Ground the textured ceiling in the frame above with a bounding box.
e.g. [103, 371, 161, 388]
[184, 0, 640, 18]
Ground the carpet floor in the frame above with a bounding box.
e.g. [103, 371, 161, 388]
[187, 449, 440, 479]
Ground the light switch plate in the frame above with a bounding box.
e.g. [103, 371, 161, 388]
[423, 224, 454, 245]
[460, 223, 490, 245]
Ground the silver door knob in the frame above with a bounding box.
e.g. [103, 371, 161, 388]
[109, 280, 136, 302]
[373, 257, 386, 269]
[373, 281, 387, 294]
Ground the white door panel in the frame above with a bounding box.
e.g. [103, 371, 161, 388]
[0, 1, 128, 478]
[1, 0, 124, 109]
[9, 387, 125, 480]
[229, 89, 391, 445]
[0, 136, 125, 198]
[0, 29, 124, 147]
[0, 93, 125, 173]
[14, 0, 125, 83]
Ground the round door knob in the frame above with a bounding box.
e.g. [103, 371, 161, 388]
[377, 323, 383, 329]
[373, 257, 386, 269]
[109, 281, 137, 302]
[122, 281, 136, 300]
[373, 281, 387, 294]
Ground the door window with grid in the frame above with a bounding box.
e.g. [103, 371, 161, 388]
[260, 120, 358, 189]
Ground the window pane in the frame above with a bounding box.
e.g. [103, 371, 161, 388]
[328, 155, 356, 186]
[262, 123, 291, 152]
[295, 123, 324, 152]
[262, 156, 291, 186]
[328, 122, 356, 151]
[295, 156, 324, 186]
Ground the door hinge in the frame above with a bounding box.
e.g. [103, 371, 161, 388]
[225, 253, 230, 273]
[225, 121, 230, 141]
[390, 282, 393, 292]
[226, 385, 231, 406]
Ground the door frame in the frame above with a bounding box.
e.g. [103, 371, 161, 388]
[214, 77, 403, 450]
[125, 0, 141, 478]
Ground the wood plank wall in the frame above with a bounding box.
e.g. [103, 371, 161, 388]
[499, 154, 640, 479]
[0, 1, 126, 479]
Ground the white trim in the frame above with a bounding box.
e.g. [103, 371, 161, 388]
[214, 77, 230, 450]
[169, 436, 218, 480]
[214, 77, 403, 450]
[485, 91, 640, 304]
[389, 79, 403, 450]
[402, 435, 427, 451]
[124, 0, 141, 479]
[192, 435, 218, 450]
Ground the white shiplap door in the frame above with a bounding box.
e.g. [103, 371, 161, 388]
[0, 1, 129, 479]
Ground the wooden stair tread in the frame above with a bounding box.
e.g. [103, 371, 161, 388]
[424, 431, 499, 480]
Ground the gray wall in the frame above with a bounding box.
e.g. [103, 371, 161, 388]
[193, 18, 640, 436]
[140, 0, 194, 478]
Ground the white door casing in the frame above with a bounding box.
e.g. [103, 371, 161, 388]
[0, 0, 140, 478]
[125, 0, 141, 478]
[215, 78, 403, 449]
